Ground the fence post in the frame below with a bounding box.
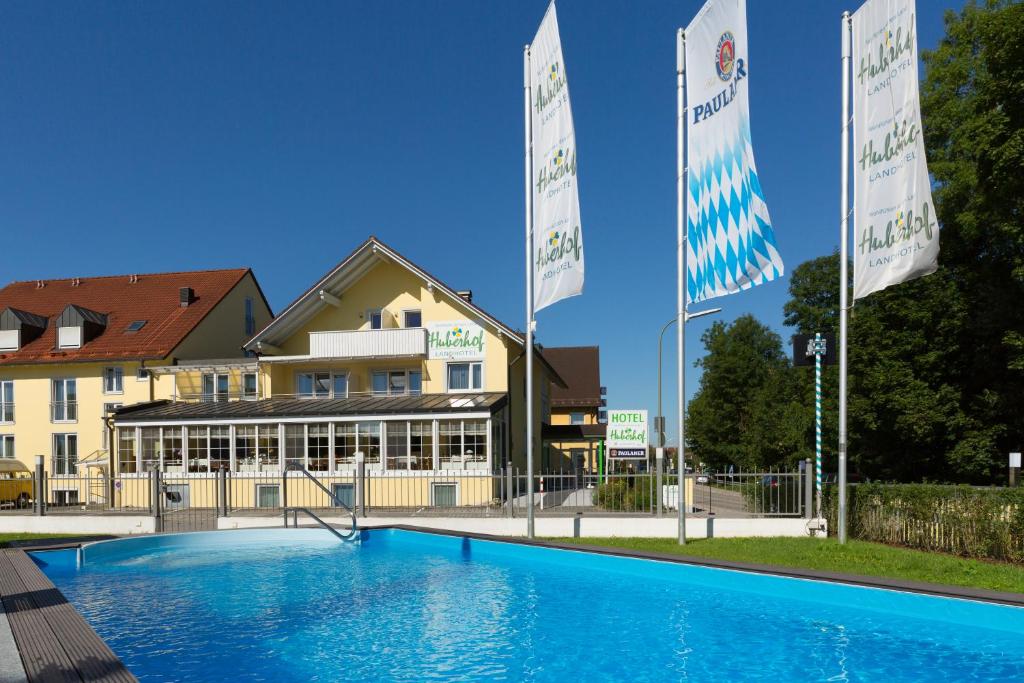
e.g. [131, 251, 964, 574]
[281, 468, 288, 511]
[150, 468, 162, 533]
[34, 455, 45, 516]
[655, 449, 664, 518]
[505, 465, 514, 519]
[356, 451, 366, 518]
[804, 459, 813, 519]
[218, 467, 228, 517]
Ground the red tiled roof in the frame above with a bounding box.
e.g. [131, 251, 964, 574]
[0, 269, 252, 365]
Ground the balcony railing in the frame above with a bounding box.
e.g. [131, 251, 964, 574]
[175, 389, 424, 404]
[309, 328, 427, 359]
[51, 401, 78, 422]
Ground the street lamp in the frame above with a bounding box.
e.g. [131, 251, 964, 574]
[656, 308, 721, 448]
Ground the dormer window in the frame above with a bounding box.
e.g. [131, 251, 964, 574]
[56, 304, 107, 349]
[0, 307, 47, 352]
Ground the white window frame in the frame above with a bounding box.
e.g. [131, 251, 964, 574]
[103, 366, 124, 395]
[52, 433, 78, 476]
[367, 308, 383, 330]
[57, 326, 82, 349]
[0, 434, 13, 459]
[102, 402, 122, 450]
[51, 378, 77, 423]
[136, 367, 149, 382]
[371, 368, 420, 397]
[295, 370, 348, 399]
[446, 361, 483, 393]
[0, 380, 13, 424]
[402, 309, 422, 328]
[242, 372, 259, 400]
[202, 373, 230, 402]
[430, 482, 459, 507]
[255, 483, 280, 509]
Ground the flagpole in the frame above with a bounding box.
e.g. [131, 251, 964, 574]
[676, 27, 688, 545]
[524, 44, 536, 540]
[838, 11, 851, 544]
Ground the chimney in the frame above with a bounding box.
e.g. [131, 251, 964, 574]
[457, 290, 473, 303]
[179, 287, 195, 307]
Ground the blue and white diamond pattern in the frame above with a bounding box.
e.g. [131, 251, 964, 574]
[687, 113, 784, 304]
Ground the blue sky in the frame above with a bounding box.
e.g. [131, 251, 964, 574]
[0, 1, 955, 444]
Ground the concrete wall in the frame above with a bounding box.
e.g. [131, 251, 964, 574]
[0, 514, 155, 535]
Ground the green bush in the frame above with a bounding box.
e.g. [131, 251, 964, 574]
[593, 477, 652, 512]
[824, 483, 1024, 563]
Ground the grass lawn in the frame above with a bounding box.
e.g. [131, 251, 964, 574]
[0, 533, 72, 548]
[551, 536, 1024, 594]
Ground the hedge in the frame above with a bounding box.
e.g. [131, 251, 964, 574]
[824, 483, 1024, 563]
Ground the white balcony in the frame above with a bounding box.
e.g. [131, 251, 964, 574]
[309, 328, 427, 360]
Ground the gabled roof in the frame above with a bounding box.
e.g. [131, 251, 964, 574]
[244, 236, 566, 387]
[0, 268, 259, 365]
[542, 346, 602, 408]
[245, 236, 524, 350]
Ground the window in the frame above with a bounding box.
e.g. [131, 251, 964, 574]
[409, 371, 422, 396]
[140, 428, 160, 471]
[296, 371, 346, 399]
[125, 320, 147, 333]
[57, 326, 81, 349]
[245, 297, 256, 336]
[187, 426, 208, 473]
[210, 426, 231, 471]
[332, 422, 381, 467]
[388, 371, 407, 396]
[118, 430, 136, 473]
[403, 310, 422, 328]
[447, 362, 482, 392]
[101, 403, 121, 450]
[410, 421, 433, 470]
[463, 420, 487, 463]
[257, 425, 279, 469]
[368, 309, 383, 330]
[371, 371, 388, 396]
[243, 373, 258, 400]
[334, 422, 356, 466]
[431, 483, 458, 507]
[0, 381, 12, 423]
[307, 423, 329, 471]
[439, 420, 461, 466]
[51, 378, 77, 422]
[357, 421, 381, 464]
[235, 426, 257, 469]
[331, 483, 354, 508]
[284, 425, 305, 470]
[373, 369, 419, 396]
[0, 435, 13, 459]
[570, 412, 585, 426]
[256, 484, 280, 509]
[202, 374, 229, 402]
[137, 367, 149, 381]
[52, 434, 77, 475]
[163, 427, 183, 470]
[103, 367, 123, 394]
[386, 422, 409, 470]
[439, 419, 487, 467]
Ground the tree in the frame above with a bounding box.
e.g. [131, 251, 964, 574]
[687, 315, 793, 470]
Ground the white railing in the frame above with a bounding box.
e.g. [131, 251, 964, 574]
[309, 328, 427, 359]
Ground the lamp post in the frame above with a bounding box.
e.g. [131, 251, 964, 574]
[655, 307, 720, 523]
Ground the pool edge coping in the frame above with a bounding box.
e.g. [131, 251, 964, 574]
[377, 524, 1024, 607]
[16, 527, 1024, 607]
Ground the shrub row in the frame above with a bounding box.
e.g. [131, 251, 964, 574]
[824, 483, 1024, 563]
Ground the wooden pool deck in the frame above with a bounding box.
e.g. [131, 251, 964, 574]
[0, 547, 136, 683]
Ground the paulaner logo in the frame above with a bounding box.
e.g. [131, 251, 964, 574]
[692, 32, 747, 125]
[536, 225, 581, 278]
[535, 61, 567, 114]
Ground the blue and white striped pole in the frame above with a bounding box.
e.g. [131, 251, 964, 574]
[814, 332, 823, 519]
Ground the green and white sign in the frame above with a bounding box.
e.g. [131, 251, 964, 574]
[607, 409, 648, 459]
[427, 321, 485, 360]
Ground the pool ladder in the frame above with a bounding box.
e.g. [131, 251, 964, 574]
[283, 466, 359, 542]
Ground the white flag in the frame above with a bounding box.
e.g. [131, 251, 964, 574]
[685, 0, 783, 304]
[852, 0, 938, 299]
[530, 2, 584, 312]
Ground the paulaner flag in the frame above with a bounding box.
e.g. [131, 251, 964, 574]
[530, 2, 584, 312]
[852, 0, 938, 299]
[685, 0, 783, 304]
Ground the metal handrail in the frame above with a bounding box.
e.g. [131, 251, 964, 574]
[283, 506, 355, 542]
[283, 465, 358, 541]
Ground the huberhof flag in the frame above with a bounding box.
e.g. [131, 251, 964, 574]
[531, 2, 584, 312]
[685, 0, 783, 304]
[852, 0, 938, 299]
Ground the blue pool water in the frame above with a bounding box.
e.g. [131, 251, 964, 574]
[33, 529, 1024, 682]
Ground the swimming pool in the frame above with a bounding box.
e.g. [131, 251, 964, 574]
[33, 528, 1024, 682]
